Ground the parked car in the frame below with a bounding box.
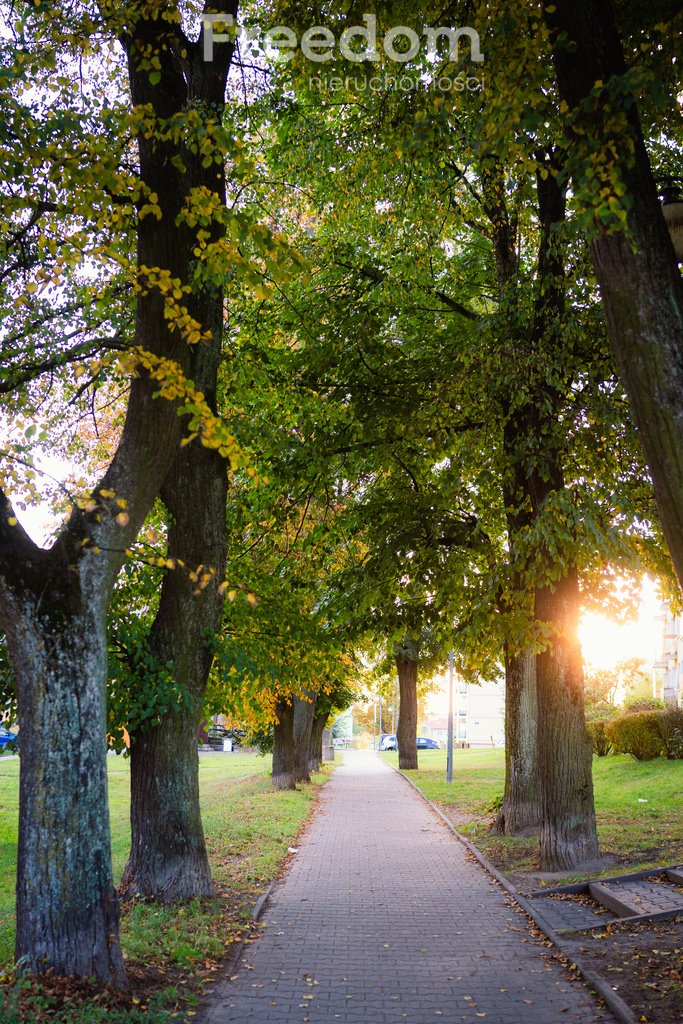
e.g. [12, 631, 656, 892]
[380, 734, 440, 751]
[416, 736, 440, 750]
[0, 724, 18, 751]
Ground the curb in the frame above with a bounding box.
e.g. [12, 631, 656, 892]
[250, 879, 275, 922]
[389, 761, 637, 1024]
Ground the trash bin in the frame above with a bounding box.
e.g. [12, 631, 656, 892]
[223, 738, 233, 752]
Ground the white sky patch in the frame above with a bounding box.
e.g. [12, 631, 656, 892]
[579, 576, 662, 671]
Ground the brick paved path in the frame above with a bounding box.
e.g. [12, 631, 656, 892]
[201, 751, 614, 1024]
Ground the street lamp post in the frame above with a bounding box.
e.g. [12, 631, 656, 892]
[446, 650, 454, 783]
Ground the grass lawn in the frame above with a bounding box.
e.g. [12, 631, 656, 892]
[0, 750, 332, 1023]
[380, 747, 683, 881]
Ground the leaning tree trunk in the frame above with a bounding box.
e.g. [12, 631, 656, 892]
[1, 575, 126, 987]
[293, 690, 318, 784]
[0, 1, 240, 986]
[396, 655, 418, 771]
[272, 697, 296, 789]
[543, 0, 683, 587]
[536, 568, 599, 870]
[496, 646, 538, 834]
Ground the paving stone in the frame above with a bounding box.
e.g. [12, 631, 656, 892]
[199, 751, 615, 1024]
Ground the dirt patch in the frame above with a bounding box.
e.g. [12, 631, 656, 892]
[563, 917, 683, 1024]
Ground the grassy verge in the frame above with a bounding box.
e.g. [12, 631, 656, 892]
[380, 748, 683, 881]
[0, 751, 333, 1023]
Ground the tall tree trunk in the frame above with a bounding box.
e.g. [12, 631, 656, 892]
[122, 709, 210, 901]
[293, 690, 318, 784]
[536, 569, 599, 870]
[119, 3, 236, 902]
[496, 646, 538, 833]
[487, 159, 598, 867]
[528, 165, 599, 869]
[543, 0, 683, 586]
[497, 409, 540, 835]
[120, 449, 228, 901]
[396, 652, 418, 771]
[1, 577, 126, 986]
[272, 697, 296, 789]
[484, 160, 541, 834]
[308, 709, 328, 772]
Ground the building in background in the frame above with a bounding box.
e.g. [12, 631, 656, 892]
[654, 603, 683, 706]
[423, 677, 505, 748]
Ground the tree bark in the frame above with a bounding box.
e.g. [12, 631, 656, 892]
[3, 591, 126, 987]
[120, 447, 228, 901]
[293, 690, 318, 784]
[396, 653, 418, 770]
[121, 708, 211, 901]
[496, 646, 538, 833]
[543, 0, 683, 587]
[272, 697, 296, 789]
[497, 405, 540, 835]
[536, 569, 599, 869]
[308, 709, 328, 772]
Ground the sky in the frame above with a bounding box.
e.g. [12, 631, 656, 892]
[579, 576, 662, 671]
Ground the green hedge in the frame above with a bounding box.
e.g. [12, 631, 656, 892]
[657, 707, 683, 759]
[604, 707, 683, 761]
[586, 719, 612, 756]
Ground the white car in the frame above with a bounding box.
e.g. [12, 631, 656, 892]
[379, 733, 397, 750]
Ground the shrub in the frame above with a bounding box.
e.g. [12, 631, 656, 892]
[586, 719, 612, 756]
[622, 695, 667, 713]
[585, 703, 619, 722]
[605, 711, 664, 760]
[655, 707, 683, 759]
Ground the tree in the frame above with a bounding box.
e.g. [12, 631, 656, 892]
[395, 636, 420, 770]
[199, 466, 361, 790]
[542, 0, 683, 586]
[0, 0, 240, 984]
[239, 21, 665, 868]
[118, 0, 238, 902]
[271, 696, 297, 790]
[309, 679, 356, 770]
